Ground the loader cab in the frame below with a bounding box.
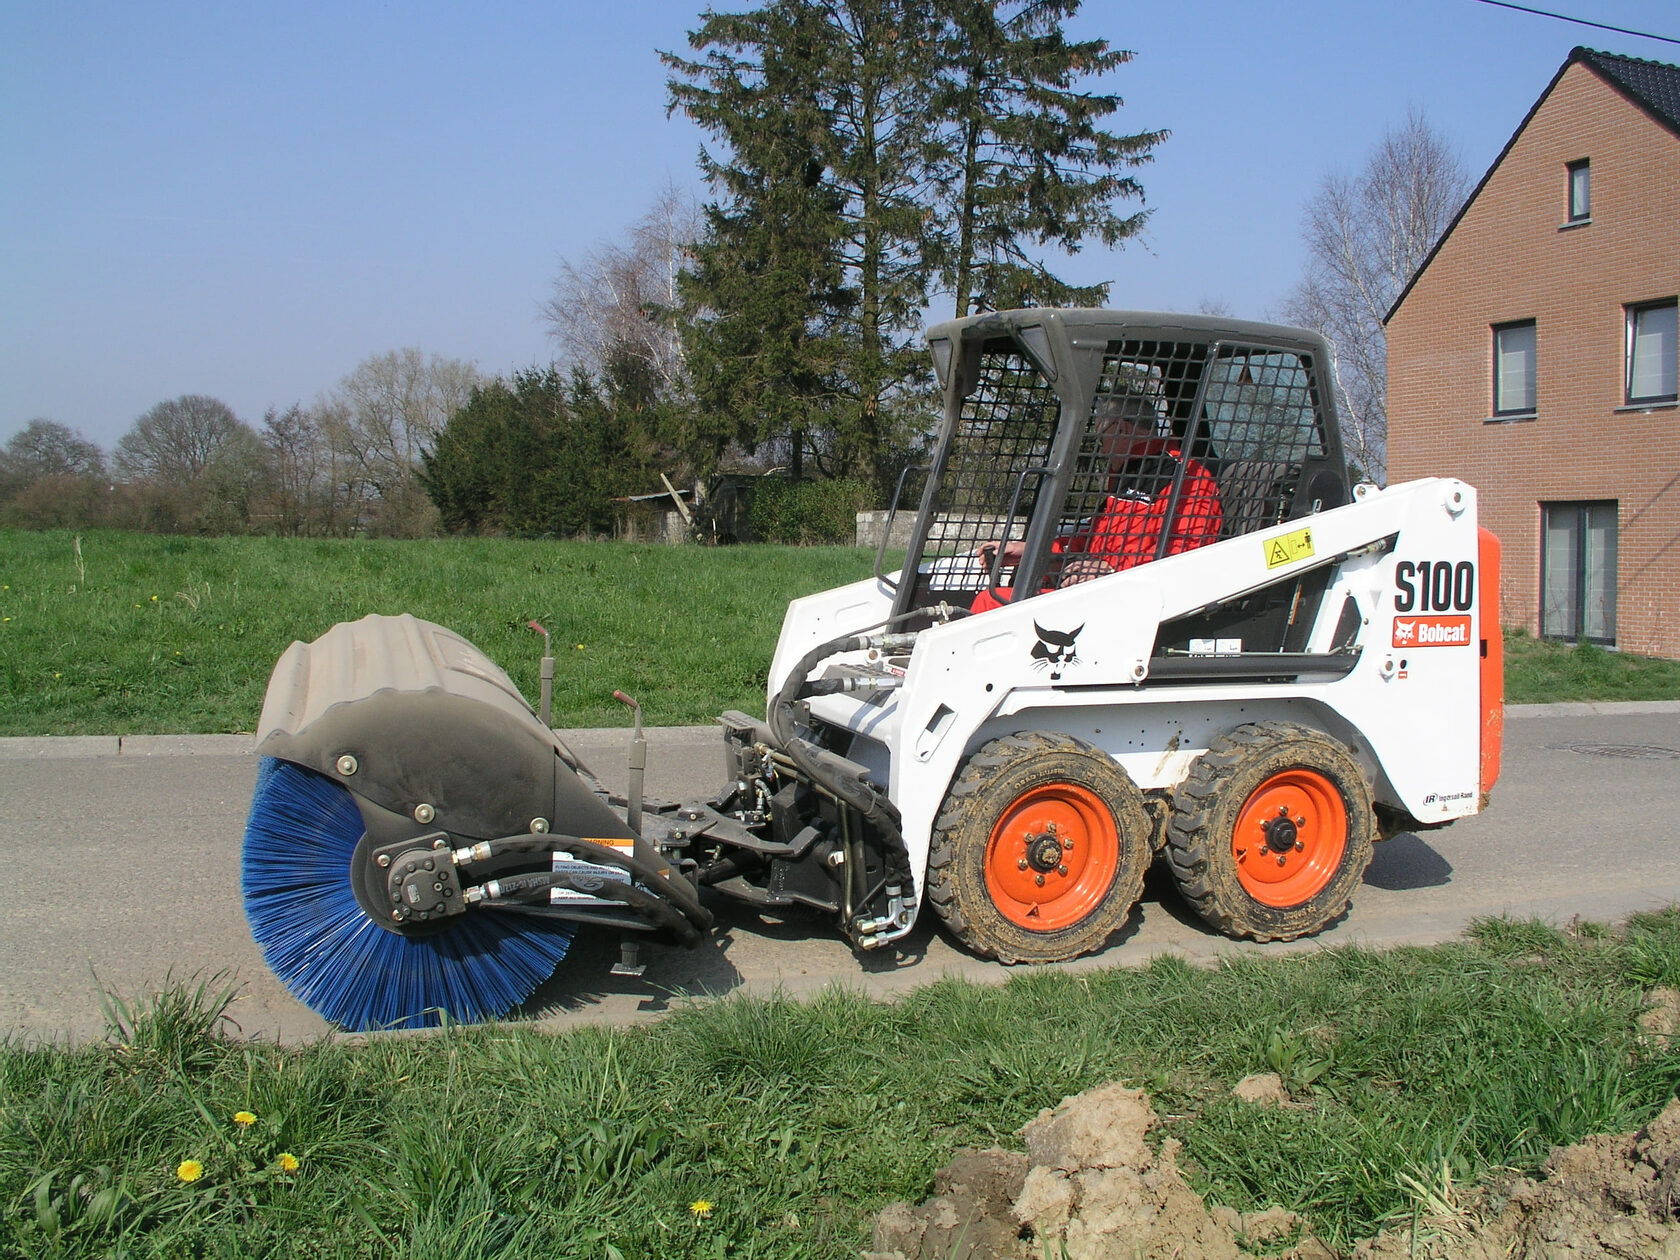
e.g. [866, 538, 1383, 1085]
[882, 310, 1349, 644]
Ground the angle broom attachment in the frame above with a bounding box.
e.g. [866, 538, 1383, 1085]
[242, 756, 575, 1031]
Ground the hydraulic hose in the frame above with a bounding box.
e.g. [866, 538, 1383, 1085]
[455, 835, 709, 929]
[473, 870, 709, 944]
[765, 604, 968, 891]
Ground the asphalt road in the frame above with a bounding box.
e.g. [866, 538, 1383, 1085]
[4, 704, 1678, 1045]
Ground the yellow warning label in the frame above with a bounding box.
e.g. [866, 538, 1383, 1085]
[1264, 527, 1315, 570]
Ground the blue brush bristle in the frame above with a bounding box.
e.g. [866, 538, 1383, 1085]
[242, 756, 574, 1031]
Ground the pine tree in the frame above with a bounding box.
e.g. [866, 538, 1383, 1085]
[665, 0, 1165, 485]
[811, 0, 943, 485]
[421, 369, 653, 536]
[931, 0, 1166, 317]
[667, 2, 855, 483]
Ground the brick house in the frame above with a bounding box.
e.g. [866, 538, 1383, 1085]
[1386, 47, 1680, 657]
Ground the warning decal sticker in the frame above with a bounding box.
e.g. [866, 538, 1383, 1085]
[1264, 527, 1315, 570]
[1392, 615, 1473, 648]
[551, 837, 635, 903]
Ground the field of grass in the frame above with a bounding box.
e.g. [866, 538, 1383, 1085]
[0, 529, 886, 736]
[6, 911, 1680, 1257]
[1, 529, 1675, 737]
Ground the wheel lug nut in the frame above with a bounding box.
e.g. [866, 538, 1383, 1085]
[1296, 816, 1306, 828]
[1277, 854, 1287, 866]
[1035, 874, 1046, 886]
[1295, 841, 1304, 852]
[1057, 864, 1068, 876]
[1018, 858, 1029, 870]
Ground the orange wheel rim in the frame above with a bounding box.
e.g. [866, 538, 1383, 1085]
[1232, 769, 1347, 907]
[984, 783, 1119, 930]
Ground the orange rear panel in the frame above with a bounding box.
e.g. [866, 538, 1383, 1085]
[1479, 528, 1504, 797]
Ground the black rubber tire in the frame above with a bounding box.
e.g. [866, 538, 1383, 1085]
[926, 731, 1151, 964]
[1165, 721, 1375, 942]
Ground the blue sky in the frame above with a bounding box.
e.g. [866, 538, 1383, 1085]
[3, 0, 1676, 450]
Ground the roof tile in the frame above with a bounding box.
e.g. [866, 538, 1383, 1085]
[1579, 47, 1680, 135]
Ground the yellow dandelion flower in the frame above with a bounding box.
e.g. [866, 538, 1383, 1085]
[233, 1110, 257, 1127]
[575, 643, 585, 650]
[277, 1152, 300, 1173]
[150, 594, 158, 601]
[689, 1199, 713, 1219]
[177, 1159, 204, 1182]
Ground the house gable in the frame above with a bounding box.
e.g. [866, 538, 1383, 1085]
[1387, 47, 1680, 325]
[1383, 46, 1680, 658]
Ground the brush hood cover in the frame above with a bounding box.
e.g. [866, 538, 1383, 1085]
[255, 613, 634, 844]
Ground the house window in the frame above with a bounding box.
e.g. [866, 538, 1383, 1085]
[1541, 501, 1617, 645]
[1567, 159, 1590, 221]
[1493, 321, 1536, 416]
[1627, 300, 1678, 404]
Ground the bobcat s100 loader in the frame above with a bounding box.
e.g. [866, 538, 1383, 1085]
[244, 309, 1503, 1029]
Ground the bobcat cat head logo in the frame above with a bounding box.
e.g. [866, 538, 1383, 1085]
[1031, 622, 1083, 680]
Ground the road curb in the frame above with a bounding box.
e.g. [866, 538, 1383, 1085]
[0, 727, 723, 761]
[0, 734, 258, 760]
[1505, 701, 1680, 718]
[4, 704, 1677, 760]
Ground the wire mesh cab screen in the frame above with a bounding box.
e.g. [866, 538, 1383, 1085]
[896, 343, 1062, 608]
[1200, 345, 1329, 538]
[896, 331, 1336, 615]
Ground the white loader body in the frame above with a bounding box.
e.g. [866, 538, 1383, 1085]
[773, 476, 1495, 925]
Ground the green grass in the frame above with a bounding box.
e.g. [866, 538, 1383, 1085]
[6, 912, 1680, 1258]
[0, 529, 887, 735]
[1503, 628, 1680, 704]
[2, 530, 1675, 736]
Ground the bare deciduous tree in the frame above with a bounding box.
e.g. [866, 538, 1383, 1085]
[1283, 110, 1470, 483]
[543, 183, 698, 394]
[325, 349, 480, 535]
[113, 395, 249, 484]
[110, 395, 273, 530]
[0, 419, 110, 527]
[260, 403, 355, 536]
[1, 419, 106, 486]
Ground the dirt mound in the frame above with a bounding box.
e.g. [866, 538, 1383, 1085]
[1358, 1097, 1680, 1259]
[866, 1081, 1324, 1259]
[867, 1085, 1680, 1260]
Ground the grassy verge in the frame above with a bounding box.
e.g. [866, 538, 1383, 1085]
[0, 529, 886, 735]
[3, 529, 1675, 736]
[1504, 628, 1680, 703]
[7, 912, 1680, 1257]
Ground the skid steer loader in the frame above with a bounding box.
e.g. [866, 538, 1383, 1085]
[244, 308, 1504, 1030]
